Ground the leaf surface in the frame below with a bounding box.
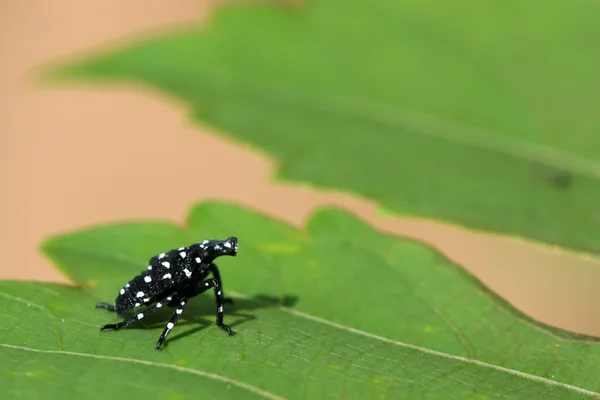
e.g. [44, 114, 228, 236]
[2, 202, 599, 398]
[44, 0, 600, 254]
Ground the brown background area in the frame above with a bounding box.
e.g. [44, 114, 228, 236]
[1, 0, 599, 337]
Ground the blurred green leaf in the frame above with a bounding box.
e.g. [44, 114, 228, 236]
[1, 202, 599, 398]
[44, 0, 600, 255]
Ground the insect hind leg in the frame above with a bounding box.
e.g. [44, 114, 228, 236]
[99, 295, 175, 332]
[95, 302, 116, 312]
[155, 298, 188, 350]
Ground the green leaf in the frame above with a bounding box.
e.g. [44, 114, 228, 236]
[2, 202, 599, 398]
[42, 0, 600, 255]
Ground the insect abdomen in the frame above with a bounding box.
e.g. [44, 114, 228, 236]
[114, 273, 159, 316]
[113, 251, 187, 316]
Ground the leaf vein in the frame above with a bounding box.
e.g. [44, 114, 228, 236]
[193, 76, 600, 181]
[0, 343, 286, 400]
[229, 291, 600, 397]
[0, 291, 64, 351]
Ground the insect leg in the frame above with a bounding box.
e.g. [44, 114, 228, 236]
[99, 295, 175, 332]
[208, 263, 233, 304]
[95, 302, 116, 312]
[197, 278, 233, 336]
[155, 298, 188, 350]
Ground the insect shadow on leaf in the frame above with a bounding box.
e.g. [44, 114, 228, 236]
[131, 294, 299, 348]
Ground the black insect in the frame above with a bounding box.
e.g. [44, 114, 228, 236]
[96, 236, 238, 349]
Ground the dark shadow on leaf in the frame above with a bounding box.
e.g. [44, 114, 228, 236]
[97, 293, 299, 347]
[161, 312, 256, 348]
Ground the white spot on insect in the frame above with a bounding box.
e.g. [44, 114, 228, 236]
[180, 301, 185, 306]
[202, 240, 209, 244]
[156, 302, 163, 308]
[144, 276, 152, 283]
[195, 257, 201, 263]
[214, 245, 221, 250]
[178, 247, 184, 250]
[205, 282, 210, 286]
[143, 298, 150, 303]
[179, 252, 186, 259]
[162, 273, 172, 280]
[217, 291, 222, 296]
[176, 309, 183, 315]
[224, 242, 232, 249]
[167, 322, 174, 330]
[158, 253, 166, 259]
[136, 291, 145, 298]
[135, 302, 140, 307]
[125, 284, 130, 288]
[161, 261, 170, 269]
[183, 268, 192, 278]
[147, 265, 152, 271]
[120, 289, 125, 295]
[217, 306, 223, 313]
[137, 313, 144, 320]
[166, 297, 172, 301]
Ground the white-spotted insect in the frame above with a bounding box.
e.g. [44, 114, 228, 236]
[96, 236, 238, 349]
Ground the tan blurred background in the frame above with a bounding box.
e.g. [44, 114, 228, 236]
[1, 0, 599, 337]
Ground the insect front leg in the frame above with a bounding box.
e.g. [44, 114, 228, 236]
[155, 298, 188, 350]
[196, 278, 233, 336]
[99, 295, 175, 332]
[208, 263, 234, 304]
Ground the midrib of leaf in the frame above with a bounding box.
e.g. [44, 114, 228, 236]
[227, 291, 600, 398]
[0, 343, 285, 400]
[192, 73, 600, 181]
